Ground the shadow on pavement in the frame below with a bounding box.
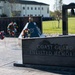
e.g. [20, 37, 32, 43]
[14, 63, 75, 75]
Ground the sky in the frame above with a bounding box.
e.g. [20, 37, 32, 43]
[29, 0, 75, 11]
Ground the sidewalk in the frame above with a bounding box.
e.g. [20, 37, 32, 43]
[0, 37, 75, 75]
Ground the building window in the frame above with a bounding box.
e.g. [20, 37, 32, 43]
[38, 7, 40, 10]
[31, 7, 33, 10]
[35, 14, 37, 16]
[27, 7, 29, 10]
[30, 14, 33, 16]
[38, 14, 40, 16]
[23, 15, 25, 16]
[42, 7, 43, 10]
[35, 7, 37, 10]
[0, 6, 2, 9]
[28, 14, 33, 16]
[47, 7, 49, 13]
[42, 15, 43, 17]
[23, 7, 25, 9]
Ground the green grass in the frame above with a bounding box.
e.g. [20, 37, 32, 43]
[68, 17, 75, 34]
[42, 17, 75, 35]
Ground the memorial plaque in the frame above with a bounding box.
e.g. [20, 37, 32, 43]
[22, 35, 75, 67]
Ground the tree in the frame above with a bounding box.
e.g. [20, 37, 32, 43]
[54, 0, 63, 28]
[7, 0, 17, 16]
[50, 11, 56, 20]
[54, 0, 63, 12]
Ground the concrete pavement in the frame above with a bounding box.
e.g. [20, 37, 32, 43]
[0, 37, 75, 75]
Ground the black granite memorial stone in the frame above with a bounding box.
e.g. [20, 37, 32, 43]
[21, 35, 75, 67]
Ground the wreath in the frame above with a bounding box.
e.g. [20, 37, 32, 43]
[22, 28, 31, 38]
[7, 23, 17, 36]
[0, 31, 4, 40]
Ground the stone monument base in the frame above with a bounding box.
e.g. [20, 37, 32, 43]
[14, 35, 75, 72]
[14, 61, 75, 72]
